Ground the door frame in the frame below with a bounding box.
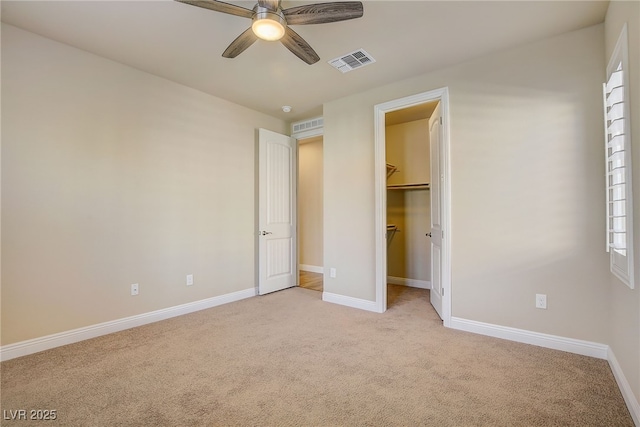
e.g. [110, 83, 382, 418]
[373, 87, 452, 326]
[292, 123, 324, 286]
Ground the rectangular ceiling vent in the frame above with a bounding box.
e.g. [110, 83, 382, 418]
[329, 49, 376, 73]
[292, 117, 324, 134]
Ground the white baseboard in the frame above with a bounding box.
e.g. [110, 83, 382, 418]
[449, 317, 609, 359]
[322, 291, 379, 313]
[299, 264, 323, 274]
[0, 287, 257, 362]
[387, 276, 431, 289]
[608, 349, 640, 426]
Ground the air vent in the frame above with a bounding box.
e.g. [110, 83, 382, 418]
[292, 117, 324, 134]
[328, 49, 376, 73]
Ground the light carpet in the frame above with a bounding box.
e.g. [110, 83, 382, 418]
[0, 285, 633, 426]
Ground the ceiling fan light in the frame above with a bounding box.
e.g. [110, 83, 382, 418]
[252, 18, 285, 41]
[252, 9, 286, 41]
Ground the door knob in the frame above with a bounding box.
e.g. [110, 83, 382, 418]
[261, 231, 273, 236]
[426, 232, 432, 237]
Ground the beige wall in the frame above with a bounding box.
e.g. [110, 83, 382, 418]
[604, 0, 640, 403]
[1, 24, 286, 345]
[298, 137, 323, 269]
[324, 24, 610, 343]
[386, 120, 430, 282]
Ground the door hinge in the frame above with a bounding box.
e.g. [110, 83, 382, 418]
[440, 116, 443, 125]
[441, 288, 444, 296]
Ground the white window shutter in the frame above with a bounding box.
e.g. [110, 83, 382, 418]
[603, 24, 634, 289]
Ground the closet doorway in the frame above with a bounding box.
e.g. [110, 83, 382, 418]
[298, 136, 324, 292]
[385, 102, 437, 308]
[374, 88, 451, 325]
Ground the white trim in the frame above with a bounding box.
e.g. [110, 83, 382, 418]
[0, 288, 257, 362]
[322, 291, 378, 313]
[293, 125, 323, 285]
[299, 264, 323, 274]
[387, 276, 431, 289]
[450, 317, 608, 359]
[374, 103, 388, 314]
[608, 349, 640, 426]
[374, 87, 452, 324]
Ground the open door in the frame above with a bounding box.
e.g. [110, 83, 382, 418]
[428, 103, 444, 319]
[258, 128, 297, 295]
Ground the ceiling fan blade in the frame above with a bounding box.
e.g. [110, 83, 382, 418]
[257, 0, 280, 11]
[283, 1, 363, 25]
[222, 28, 259, 58]
[280, 27, 320, 65]
[175, 0, 254, 19]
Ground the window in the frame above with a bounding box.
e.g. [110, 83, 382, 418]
[603, 24, 634, 289]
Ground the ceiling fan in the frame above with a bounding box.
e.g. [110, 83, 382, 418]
[176, 0, 364, 64]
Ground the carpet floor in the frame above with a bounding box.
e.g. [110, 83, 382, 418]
[0, 285, 634, 426]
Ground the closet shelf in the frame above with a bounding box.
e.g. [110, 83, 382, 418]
[387, 183, 430, 190]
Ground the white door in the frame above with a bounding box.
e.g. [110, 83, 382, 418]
[258, 128, 297, 295]
[429, 103, 444, 319]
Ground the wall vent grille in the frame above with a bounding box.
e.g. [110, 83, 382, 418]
[292, 117, 324, 134]
[329, 49, 376, 73]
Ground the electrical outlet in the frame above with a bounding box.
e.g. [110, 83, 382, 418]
[535, 294, 547, 309]
[330, 268, 337, 278]
[131, 283, 139, 296]
[186, 274, 194, 286]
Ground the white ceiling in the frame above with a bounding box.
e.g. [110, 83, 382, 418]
[1, 0, 609, 122]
